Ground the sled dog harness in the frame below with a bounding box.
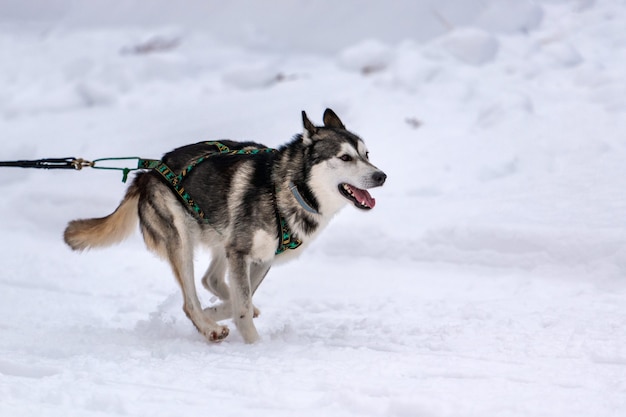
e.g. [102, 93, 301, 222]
[137, 141, 304, 255]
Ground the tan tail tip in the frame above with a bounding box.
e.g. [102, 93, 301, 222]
[63, 220, 91, 251]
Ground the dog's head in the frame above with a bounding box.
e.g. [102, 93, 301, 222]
[302, 109, 386, 213]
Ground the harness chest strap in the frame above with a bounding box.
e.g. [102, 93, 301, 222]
[276, 216, 302, 255]
[143, 141, 303, 255]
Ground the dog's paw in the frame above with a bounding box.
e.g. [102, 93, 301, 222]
[205, 325, 229, 343]
[203, 303, 231, 322]
[240, 327, 260, 344]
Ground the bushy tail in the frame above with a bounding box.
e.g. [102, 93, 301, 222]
[64, 182, 140, 251]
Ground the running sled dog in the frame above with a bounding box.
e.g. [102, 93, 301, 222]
[64, 109, 387, 343]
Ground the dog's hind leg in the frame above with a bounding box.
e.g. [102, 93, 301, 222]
[200, 250, 229, 301]
[203, 261, 270, 322]
[201, 253, 232, 321]
[200, 250, 233, 322]
[170, 242, 229, 342]
[139, 189, 229, 343]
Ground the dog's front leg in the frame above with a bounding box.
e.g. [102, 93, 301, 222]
[227, 252, 259, 343]
[251, 262, 271, 296]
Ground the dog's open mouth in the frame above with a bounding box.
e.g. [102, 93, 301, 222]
[339, 183, 376, 210]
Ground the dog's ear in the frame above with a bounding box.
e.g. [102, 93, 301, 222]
[323, 108, 345, 129]
[302, 110, 317, 145]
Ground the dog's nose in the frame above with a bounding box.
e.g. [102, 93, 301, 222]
[372, 171, 387, 186]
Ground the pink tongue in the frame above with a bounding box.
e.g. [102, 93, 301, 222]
[351, 186, 376, 208]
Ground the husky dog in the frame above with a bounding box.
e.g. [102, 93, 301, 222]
[64, 109, 386, 343]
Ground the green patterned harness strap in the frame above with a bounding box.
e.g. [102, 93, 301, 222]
[140, 141, 302, 255]
[276, 217, 302, 255]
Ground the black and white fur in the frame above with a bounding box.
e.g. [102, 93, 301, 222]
[64, 109, 387, 343]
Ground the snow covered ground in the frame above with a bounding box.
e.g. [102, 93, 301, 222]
[1, 1, 625, 416]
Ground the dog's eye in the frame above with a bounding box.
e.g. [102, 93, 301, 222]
[365, 152, 369, 160]
[339, 154, 353, 162]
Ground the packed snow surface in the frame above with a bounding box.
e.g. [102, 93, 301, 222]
[1, 1, 625, 416]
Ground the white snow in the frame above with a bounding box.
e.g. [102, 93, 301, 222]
[338, 40, 395, 74]
[1, 1, 626, 416]
[439, 28, 499, 66]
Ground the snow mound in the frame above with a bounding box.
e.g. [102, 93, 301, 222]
[337, 39, 394, 74]
[222, 65, 284, 90]
[440, 27, 499, 65]
[541, 40, 584, 67]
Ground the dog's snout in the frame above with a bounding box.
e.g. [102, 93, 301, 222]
[372, 171, 387, 186]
